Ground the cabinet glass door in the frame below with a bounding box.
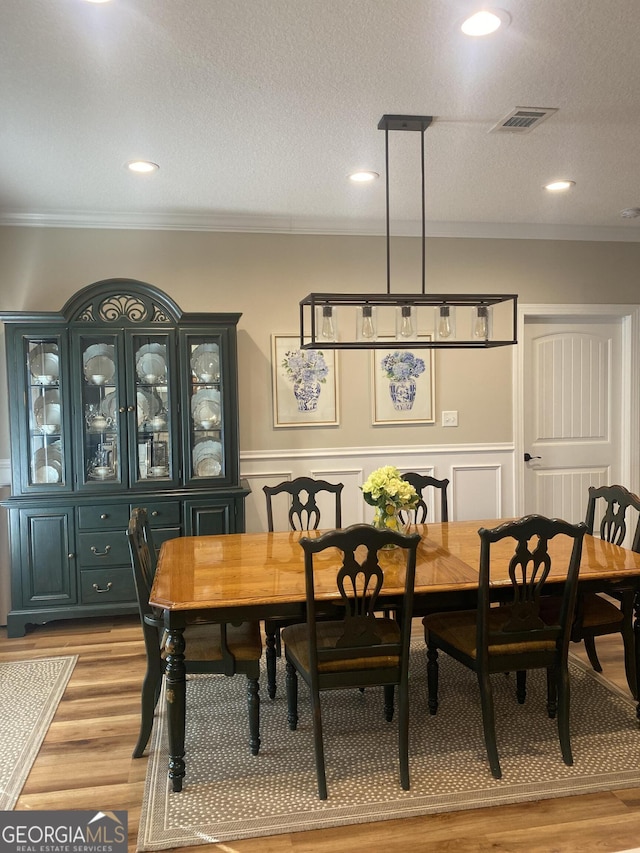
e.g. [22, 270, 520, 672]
[78, 333, 122, 486]
[25, 337, 66, 488]
[131, 333, 176, 486]
[186, 335, 225, 481]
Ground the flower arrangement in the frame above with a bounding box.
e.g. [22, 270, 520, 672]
[380, 350, 426, 381]
[281, 348, 329, 384]
[361, 465, 419, 530]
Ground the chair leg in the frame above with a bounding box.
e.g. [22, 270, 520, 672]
[384, 684, 395, 722]
[285, 660, 298, 731]
[265, 627, 278, 700]
[516, 670, 527, 704]
[309, 687, 327, 800]
[583, 635, 603, 673]
[398, 679, 410, 791]
[426, 641, 439, 714]
[620, 591, 638, 700]
[133, 666, 162, 758]
[555, 665, 573, 766]
[477, 670, 501, 779]
[246, 676, 260, 756]
[546, 667, 558, 719]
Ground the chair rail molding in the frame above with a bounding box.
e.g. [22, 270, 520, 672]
[241, 443, 514, 533]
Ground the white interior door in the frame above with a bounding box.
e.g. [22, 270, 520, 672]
[521, 313, 628, 524]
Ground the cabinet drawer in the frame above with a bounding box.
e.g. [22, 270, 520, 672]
[80, 567, 136, 605]
[78, 504, 130, 530]
[77, 531, 130, 567]
[134, 500, 181, 527]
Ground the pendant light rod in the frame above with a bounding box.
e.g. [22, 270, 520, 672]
[378, 115, 432, 297]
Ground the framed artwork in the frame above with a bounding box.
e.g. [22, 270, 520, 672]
[271, 335, 339, 427]
[371, 338, 435, 425]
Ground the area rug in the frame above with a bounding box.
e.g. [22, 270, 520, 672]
[138, 644, 640, 851]
[0, 655, 77, 810]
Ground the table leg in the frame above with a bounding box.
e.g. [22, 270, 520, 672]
[634, 590, 640, 724]
[164, 625, 186, 792]
[265, 627, 277, 699]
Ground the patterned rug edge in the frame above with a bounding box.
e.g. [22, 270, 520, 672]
[0, 655, 78, 811]
[137, 652, 640, 852]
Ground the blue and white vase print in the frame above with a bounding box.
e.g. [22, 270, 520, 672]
[388, 378, 416, 411]
[293, 379, 321, 411]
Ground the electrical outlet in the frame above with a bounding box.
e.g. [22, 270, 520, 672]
[442, 410, 458, 427]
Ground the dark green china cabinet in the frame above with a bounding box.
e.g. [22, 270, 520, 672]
[1, 279, 249, 637]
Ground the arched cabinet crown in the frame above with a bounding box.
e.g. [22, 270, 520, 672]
[1, 278, 248, 637]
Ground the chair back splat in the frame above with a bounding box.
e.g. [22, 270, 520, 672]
[400, 472, 449, 524]
[282, 523, 420, 799]
[263, 476, 343, 532]
[424, 514, 586, 780]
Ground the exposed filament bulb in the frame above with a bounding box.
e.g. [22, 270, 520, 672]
[474, 305, 489, 339]
[360, 305, 376, 339]
[399, 305, 414, 338]
[438, 306, 452, 338]
[320, 306, 335, 341]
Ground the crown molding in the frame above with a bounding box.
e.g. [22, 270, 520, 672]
[0, 210, 639, 242]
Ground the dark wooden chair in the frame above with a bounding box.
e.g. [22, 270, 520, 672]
[424, 514, 587, 780]
[541, 484, 640, 699]
[127, 507, 262, 758]
[399, 472, 450, 524]
[262, 476, 344, 699]
[281, 523, 421, 799]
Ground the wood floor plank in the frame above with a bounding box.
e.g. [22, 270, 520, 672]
[4, 615, 640, 853]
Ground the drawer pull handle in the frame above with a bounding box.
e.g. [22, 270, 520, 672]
[151, 510, 159, 517]
[90, 545, 111, 556]
[100, 513, 108, 520]
[68, 553, 75, 560]
[92, 582, 112, 594]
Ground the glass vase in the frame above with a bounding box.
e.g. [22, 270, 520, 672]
[372, 505, 403, 546]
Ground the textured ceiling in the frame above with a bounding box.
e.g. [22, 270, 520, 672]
[2, 0, 640, 239]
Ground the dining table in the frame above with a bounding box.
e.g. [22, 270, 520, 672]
[150, 519, 640, 792]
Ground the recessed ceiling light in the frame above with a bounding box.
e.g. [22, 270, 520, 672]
[84, 0, 112, 4]
[127, 160, 159, 174]
[461, 9, 510, 36]
[348, 171, 379, 183]
[545, 180, 575, 192]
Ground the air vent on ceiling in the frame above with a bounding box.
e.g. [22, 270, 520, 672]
[490, 106, 558, 133]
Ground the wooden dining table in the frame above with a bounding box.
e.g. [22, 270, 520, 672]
[150, 519, 640, 792]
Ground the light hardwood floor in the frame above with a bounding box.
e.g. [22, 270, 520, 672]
[1, 615, 639, 853]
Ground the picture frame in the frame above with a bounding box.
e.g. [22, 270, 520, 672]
[371, 337, 435, 425]
[271, 335, 339, 427]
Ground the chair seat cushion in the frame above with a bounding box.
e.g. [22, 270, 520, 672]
[161, 620, 262, 662]
[423, 607, 556, 659]
[539, 593, 624, 631]
[282, 619, 401, 672]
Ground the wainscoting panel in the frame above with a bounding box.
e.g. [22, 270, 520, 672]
[451, 464, 502, 521]
[240, 444, 515, 533]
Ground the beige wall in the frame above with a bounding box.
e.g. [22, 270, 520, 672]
[1, 226, 639, 459]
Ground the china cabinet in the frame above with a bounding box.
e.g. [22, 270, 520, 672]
[1, 279, 249, 637]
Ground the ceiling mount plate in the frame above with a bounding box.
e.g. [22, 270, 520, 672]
[377, 115, 433, 132]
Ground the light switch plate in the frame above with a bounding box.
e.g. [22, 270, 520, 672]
[442, 410, 458, 427]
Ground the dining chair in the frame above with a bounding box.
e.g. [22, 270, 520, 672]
[281, 523, 420, 800]
[424, 514, 587, 780]
[399, 472, 450, 524]
[540, 484, 640, 699]
[262, 476, 344, 699]
[127, 507, 263, 759]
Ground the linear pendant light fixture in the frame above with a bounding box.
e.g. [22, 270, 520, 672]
[299, 115, 518, 349]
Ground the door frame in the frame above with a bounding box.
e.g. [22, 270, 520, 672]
[513, 303, 640, 515]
